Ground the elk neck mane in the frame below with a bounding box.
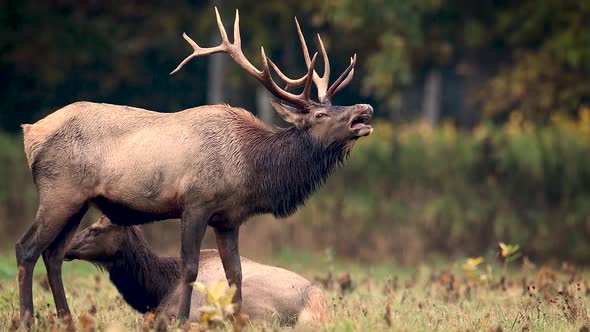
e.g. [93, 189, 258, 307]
[106, 227, 181, 313]
[241, 119, 354, 218]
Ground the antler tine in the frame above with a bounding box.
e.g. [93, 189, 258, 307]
[303, 52, 318, 100]
[233, 9, 241, 46]
[284, 18, 331, 102]
[261, 18, 314, 90]
[259, 47, 317, 108]
[268, 59, 308, 88]
[170, 7, 231, 75]
[171, 7, 320, 109]
[315, 33, 330, 102]
[294, 19, 326, 87]
[214, 7, 229, 43]
[326, 54, 357, 99]
[295, 18, 312, 66]
[169, 33, 212, 75]
[294, 17, 358, 102]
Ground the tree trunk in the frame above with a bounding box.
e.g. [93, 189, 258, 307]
[422, 68, 442, 125]
[257, 86, 274, 125]
[207, 0, 225, 104]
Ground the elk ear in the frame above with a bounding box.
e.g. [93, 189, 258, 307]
[271, 101, 308, 127]
[97, 215, 113, 227]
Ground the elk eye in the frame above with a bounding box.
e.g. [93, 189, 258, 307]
[315, 113, 328, 119]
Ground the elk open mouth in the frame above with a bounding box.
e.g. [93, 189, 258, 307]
[350, 112, 373, 136]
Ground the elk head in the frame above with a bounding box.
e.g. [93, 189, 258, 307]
[64, 216, 127, 263]
[170, 8, 373, 147]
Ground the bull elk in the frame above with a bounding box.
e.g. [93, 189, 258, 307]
[64, 216, 329, 325]
[16, 7, 373, 323]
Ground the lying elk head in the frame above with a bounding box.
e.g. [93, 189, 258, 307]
[170, 8, 374, 145]
[64, 216, 127, 264]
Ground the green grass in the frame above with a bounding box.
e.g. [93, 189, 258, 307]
[0, 255, 97, 281]
[1, 250, 589, 331]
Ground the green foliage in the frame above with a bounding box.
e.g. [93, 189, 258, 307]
[0, 1, 369, 132]
[477, 51, 590, 120]
[468, 0, 590, 120]
[315, 0, 590, 120]
[301, 112, 590, 261]
[499, 242, 521, 264]
[1, 0, 587, 130]
[0, 134, 37, 245]
[314, 0, 446, 109]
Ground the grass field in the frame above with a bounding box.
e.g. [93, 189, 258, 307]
[1, 249, 589, 331]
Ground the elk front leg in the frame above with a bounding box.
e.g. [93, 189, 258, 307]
[213, 226, 242, 312]
[178, 209, 208, 321]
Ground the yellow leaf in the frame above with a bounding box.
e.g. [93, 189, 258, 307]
[195, 280, 237, 326]
[199, 305, 218, 314]
[208, 280, 228, 303]
[220, 285, 237, 306]
[498, 242, 520, 257]
[463, 257, 484, 271]
[498, 242, 508, 257]
[193, 282, 207, 294]
[199, 312, 213, 325]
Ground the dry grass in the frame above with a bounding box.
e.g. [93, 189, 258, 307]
[0, 252, 589, 331]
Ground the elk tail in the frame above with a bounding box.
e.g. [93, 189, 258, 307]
[21, 124, 37, 169]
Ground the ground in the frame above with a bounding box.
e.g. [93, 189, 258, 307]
[0, 249, 589, 331]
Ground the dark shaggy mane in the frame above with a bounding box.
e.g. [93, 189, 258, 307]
[244, 127, 353, 218]
[108, 226, 181, 313]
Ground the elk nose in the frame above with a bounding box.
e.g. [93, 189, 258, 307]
[358, 104, 373, 116]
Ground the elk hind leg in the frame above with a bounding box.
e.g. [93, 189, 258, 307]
[42, 202, 88, 318]
[15, 195, 87, 324]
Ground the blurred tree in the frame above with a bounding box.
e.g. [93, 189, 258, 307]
[313, 0, 590, 122]
[475, 0, 590, 121]
[0, 1, 373, 132]
[311, 0, 473, 119]
[1, 0, 588, 132]
[0, 1, 213, 132]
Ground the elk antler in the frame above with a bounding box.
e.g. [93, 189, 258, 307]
[270, 18, 357, 103]
[170, 7, 318, 109]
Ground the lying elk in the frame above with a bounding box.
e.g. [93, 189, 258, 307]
[16, 7, 373, 322]
[64, 216, 329, 325]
